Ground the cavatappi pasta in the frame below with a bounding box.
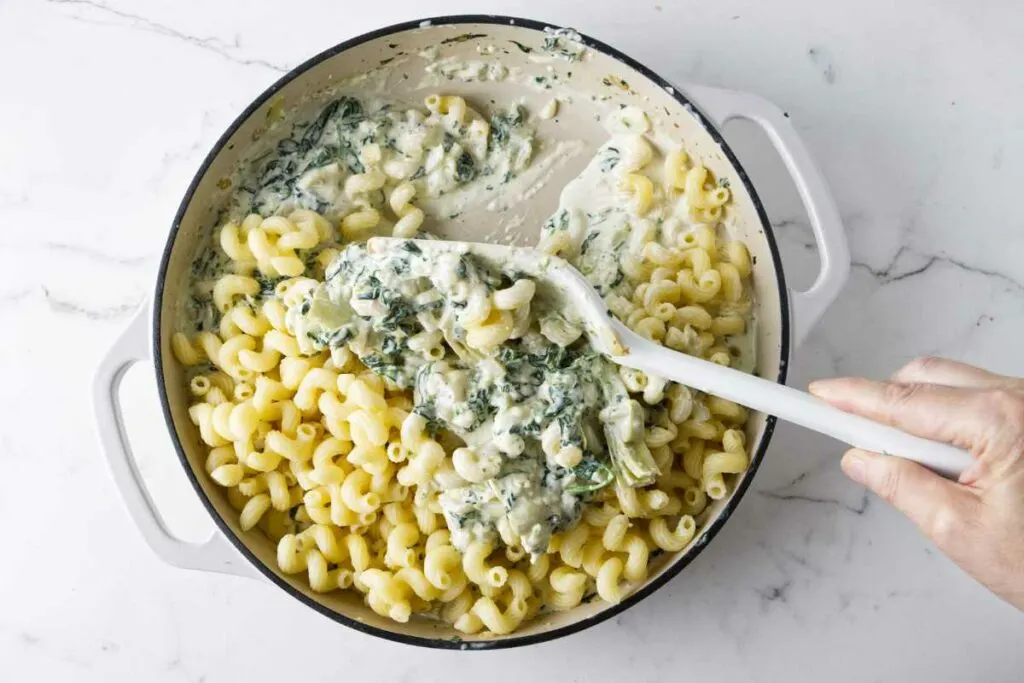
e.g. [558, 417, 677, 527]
[174, 93, 754, 636]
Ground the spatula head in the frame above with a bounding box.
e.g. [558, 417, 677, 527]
[366, 237, 627, 356]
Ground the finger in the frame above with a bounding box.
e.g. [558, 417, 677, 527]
[809, 377, 985, 450]
[891, 356, 1024, 391]
[841, 448, 979, 546]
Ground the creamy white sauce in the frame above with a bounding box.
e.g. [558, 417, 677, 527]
[192, 34, 760, 559]
[235, 95, 534, 226]
[538, 107, 758, 373]
[287, 240, 657, 554]
[483, 138, 585, 213]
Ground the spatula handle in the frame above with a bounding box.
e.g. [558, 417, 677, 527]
[616, 323, 973, 478]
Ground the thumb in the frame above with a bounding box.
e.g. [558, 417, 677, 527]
[841, 448, 979, 545]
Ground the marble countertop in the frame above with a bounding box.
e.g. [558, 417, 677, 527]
[2, 0, 1022, 680]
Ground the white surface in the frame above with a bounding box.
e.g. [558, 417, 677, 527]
[2, 0, 1022, 680]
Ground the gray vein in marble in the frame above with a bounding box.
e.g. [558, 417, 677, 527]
[19, 632, 41, 645]
[991, 147, 1004, 171]
[0, 289, 33, 304]
[13, 631, 95, 668]
[756, 579, 793, 607]
[853, 245, 1024, 293]
[164, 600, 193, 678]
[777, 470, 812, 490]
[812, 335, 847, 375]
[779, 547, 824, 576]
[754, 540, 826, 589]
[931, 312, 1002, 359]
[759, 488, 870, 515]
[48, 0, 288, 72]
[974, 314, 996, 328]
[44, 241, 154, 267]
[758, 471, 871, 515]
[0, 191, 30, 209]
[43, 287, 141, 320]
[772, 218, 1024, 293]
[147, 110, 216, 191]
[772, 218, 819, 255]
[807, 47, 837, 84]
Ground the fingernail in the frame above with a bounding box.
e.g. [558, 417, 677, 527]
[842, 451, 867, 484]
[959, 460, 984, 486]
[808, 380, 834, 398]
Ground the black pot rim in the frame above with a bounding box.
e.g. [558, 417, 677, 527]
[154, 13, 791, 651]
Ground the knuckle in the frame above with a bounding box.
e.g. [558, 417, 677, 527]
[881, 381, 923, 412]
[926, 504, 962, 548]
[983, 389, 1024, 423]
[873, 462, 902, 504]
[897, 355, 944, 381]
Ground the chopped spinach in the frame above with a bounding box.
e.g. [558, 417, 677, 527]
[335, 96, 365, 130]
[189, 248, 221, 279]
[254, 273, 284, 298]
[299, 99, 340, 152]
[440, 32, 488, 44]
[455, 152, 477, 183]
[608, 267, 626, 290]
[579, 230, 599, 255]
[599, 146, 620, 173]
[464, 384, 496, 429]
[489, 105, 525, 148]
[541, 29, 585, 62]
[543, 209, 570, 233]
[565, 458, 614, 494]
[414, 399, 446, 437]
[360, 354, 404, 384]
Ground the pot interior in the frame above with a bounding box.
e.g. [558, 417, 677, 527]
[157, 17, 788, 647]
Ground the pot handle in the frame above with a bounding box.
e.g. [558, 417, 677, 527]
[684, 84, 851, 347]
[92, 303, 260, 579]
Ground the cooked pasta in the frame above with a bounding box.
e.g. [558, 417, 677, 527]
[176, 90, 756, 636]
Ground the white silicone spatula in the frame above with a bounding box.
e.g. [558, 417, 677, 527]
[368, 237, 975, 479]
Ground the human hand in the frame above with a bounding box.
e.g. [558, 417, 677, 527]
[809, 357, 1024, 610]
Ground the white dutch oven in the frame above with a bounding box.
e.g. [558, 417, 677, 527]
[93, 16, 849, 649]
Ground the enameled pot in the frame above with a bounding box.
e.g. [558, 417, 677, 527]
[93, 15, 849, 649]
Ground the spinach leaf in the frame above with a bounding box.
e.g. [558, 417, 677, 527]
[455, 152, 477, 182]
[254, 273, 284, 298]
[335, 96, 365, 130]
[543, 209, 570, 233]
[489, 105, 525, 148]
[441, 32, 488, 44]
[599, 146, 620, 173]
[565, 458, 614, 494]
[300, 99, 340, 152]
